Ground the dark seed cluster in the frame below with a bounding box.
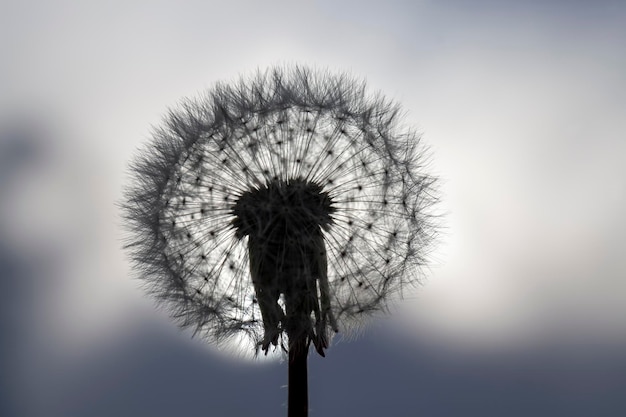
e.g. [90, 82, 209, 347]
[123, 66, 438, 356]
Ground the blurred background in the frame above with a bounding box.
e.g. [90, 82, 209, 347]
[2, 0, 625, 416]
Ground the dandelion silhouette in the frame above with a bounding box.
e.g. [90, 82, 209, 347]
[123, 66, 438, 416]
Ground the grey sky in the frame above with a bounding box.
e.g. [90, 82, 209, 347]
[2, 1, 625, 415]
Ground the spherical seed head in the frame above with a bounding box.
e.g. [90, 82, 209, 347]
[122, 66, 439, 357]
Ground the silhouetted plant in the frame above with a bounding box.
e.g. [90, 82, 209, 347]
[123, 66, 438, 416]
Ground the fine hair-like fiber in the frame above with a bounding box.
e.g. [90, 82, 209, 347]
[122, 65, 439, 357]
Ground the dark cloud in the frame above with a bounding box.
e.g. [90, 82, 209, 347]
[8, 324, 626, 417]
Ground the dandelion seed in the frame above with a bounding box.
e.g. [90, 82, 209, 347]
[123, 66, 439, 417]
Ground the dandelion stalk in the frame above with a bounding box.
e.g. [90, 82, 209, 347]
[123, 66, 438, 417]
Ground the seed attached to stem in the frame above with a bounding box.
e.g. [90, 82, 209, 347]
[231, 178, 338, 355]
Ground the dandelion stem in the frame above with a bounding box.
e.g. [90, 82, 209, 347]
[288, 336, 309, 417]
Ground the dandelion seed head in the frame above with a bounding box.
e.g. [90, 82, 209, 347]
[123, 66, 439, 357]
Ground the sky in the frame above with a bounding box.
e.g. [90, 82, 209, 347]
[2, 0, 626, 416]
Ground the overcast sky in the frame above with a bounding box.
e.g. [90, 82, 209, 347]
[2, 1, 626, 416]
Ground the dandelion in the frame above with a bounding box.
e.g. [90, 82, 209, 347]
[123, 66, 438, 416]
